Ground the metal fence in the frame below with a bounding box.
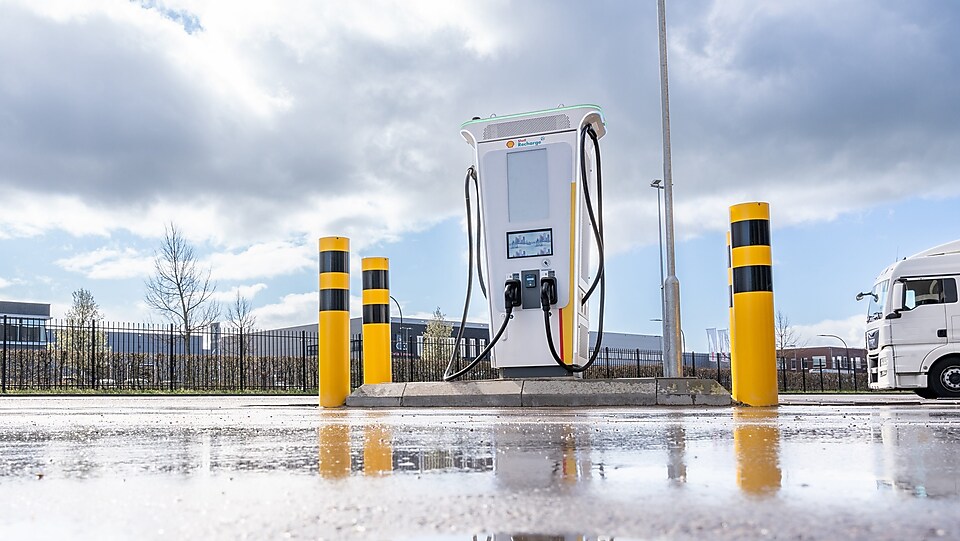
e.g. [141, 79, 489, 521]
[0, 316, 865, 393]
[0, 317, 316, 392]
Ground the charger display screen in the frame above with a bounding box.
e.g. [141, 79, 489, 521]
[507, 229, 553, 259]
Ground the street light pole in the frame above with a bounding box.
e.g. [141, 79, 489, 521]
[818, 334, 849, 392]
[657, 0, 683, 377]
[390, 295, 405, 380]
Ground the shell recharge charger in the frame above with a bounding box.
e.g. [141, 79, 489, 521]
[445, 105, 607, 380]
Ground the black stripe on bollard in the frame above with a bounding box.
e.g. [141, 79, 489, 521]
[319, 289, 349, 312]
[730, 220, 771, 248]
[362, 304, 390, 324]
[733, 265, 773, 293]
[362, 270, 389, 290]
[319, 251, 349, 273]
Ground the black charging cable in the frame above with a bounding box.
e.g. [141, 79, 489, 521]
[541, 124, 606, 373]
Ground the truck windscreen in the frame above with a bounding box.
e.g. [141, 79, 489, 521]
[867, 280, 889, 322]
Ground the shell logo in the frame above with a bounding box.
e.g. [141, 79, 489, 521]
[506, 140, 515, 148]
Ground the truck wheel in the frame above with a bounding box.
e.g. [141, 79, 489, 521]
[914, 388, 938, 399]
[930, 357, 960, 398]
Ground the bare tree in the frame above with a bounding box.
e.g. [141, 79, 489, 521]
[226, 290, 257, 356]
[774, 310, 803, 368]
[227, 290, 257, 333]
[144, 223, 219, 355]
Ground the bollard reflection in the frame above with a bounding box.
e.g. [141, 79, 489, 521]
[733, 408, 781, 497]
[362, 423, 393, 477]
[317, 423, 351, 479]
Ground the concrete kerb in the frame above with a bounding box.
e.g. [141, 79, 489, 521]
[657, 378, 732, 406]
[345, 382, 406, 407]
[521, 378, 658, 406]
[346, 377, 732, 407]
[401, 380, 523, 407]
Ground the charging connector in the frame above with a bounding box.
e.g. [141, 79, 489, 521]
[540, 276, 558, 309]
[444, 278, 519, 381]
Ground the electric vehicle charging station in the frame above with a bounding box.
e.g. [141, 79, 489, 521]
[455, 105, 606, 379]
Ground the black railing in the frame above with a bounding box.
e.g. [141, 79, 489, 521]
[0, 317, 867, 393]
[0, 318, 318, 392]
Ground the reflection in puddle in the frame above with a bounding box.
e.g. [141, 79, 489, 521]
[875, 410, 960, 498]
[733, 408, 781, 497]
[363, 423, 393, 477]
[317, 423, 350, 479]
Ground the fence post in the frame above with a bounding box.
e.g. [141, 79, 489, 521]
[301, 330, 307, 392]
[239, 328, 245, 392]
[169, 323, 175, 392]
[2, 315, 6, 393]
[836, 356, 843, 392]
[91, 320, 97, 390]
[779, 357, 785, 392]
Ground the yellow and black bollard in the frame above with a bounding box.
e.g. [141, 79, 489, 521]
[318, 236, 350, 408]
[729, 202, 778, 406]
[361, 257, 392, 385]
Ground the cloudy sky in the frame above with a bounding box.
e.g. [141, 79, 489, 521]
[2, 0, 959, 352]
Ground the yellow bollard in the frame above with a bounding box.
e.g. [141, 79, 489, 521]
[361, 257, 392, 385]
[318, 236, 350, 408]
[729, 202, 778, 406]
[733, 408, 781, 496]
[727, 231, 737, 399]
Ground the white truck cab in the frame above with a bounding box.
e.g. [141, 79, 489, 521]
[861, 240, 960, 398]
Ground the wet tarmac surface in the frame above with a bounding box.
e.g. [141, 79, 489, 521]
[0, 396, 958, 540]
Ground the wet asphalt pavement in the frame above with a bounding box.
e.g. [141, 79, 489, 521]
[0, 396, 958, 540]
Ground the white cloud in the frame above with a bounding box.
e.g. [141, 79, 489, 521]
[210, 283, 268, 303]
[792, 314, 865, 350]
[207, 241, 313, 281]
[252, 292, 317, 329]
[0, 277, 11, 289]
[55, 247, 154, 280]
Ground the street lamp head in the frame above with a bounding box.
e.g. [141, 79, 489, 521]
[650, 178, 663, 188]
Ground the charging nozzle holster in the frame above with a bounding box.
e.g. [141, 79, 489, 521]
[504, 277, 522, 309]
[540, 276, 558, 311]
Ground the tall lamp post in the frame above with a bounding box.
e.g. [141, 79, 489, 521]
[818, 334, 849, 392]
[657, 0, 683, 377]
